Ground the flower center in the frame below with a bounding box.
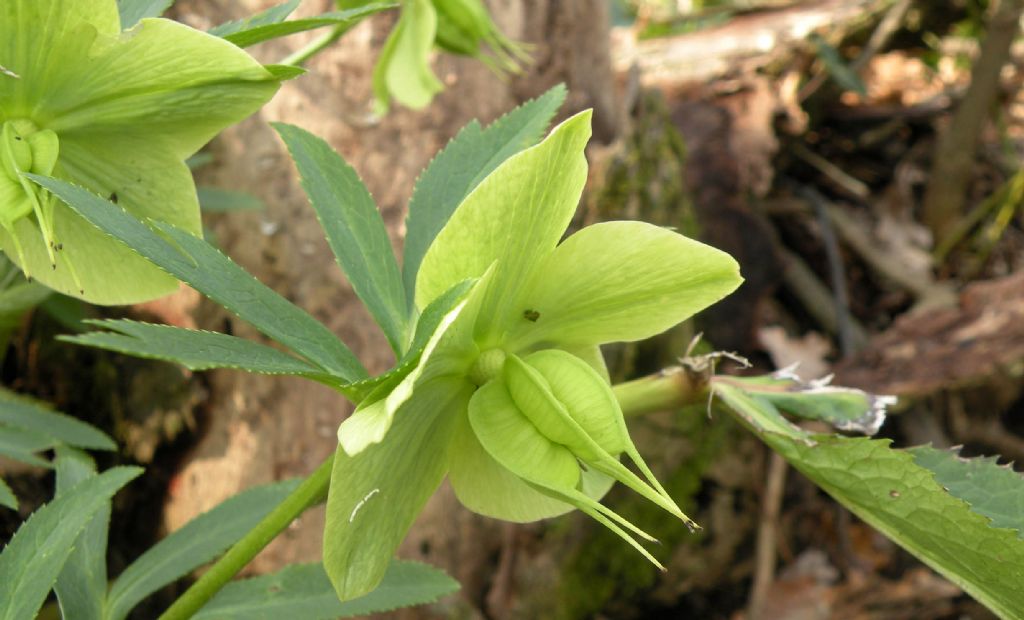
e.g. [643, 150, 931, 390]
[0, 118, 70, 269]
[468, 348, 507, 386]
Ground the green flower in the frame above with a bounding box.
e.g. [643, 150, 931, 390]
[324, 111, 743, 599]
[0, 0, 281, 304]
[341, 0, 526, 112]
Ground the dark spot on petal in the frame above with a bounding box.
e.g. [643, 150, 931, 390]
[523, 309, 540, 322]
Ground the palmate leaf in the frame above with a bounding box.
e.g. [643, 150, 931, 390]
[53, 448, 109, 620]
[31, 175, 368, 384]
[105, 478, 302, 620]
[275, 123, 408, 354]
[714, 378, 1024, 619]
[211, 3, 396, 48]
[193, 560, 458, 619]
[911, 445, 1024, 539]
[401, 84, 567, 303]
[63, 320, 336, 383]
[116, 0, 174, 29]
[0, 467, 141, 620]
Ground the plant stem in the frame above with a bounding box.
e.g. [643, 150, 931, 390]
[922, 0, 1024, 245]
[280, 25, 349, 67]
[157, 454, 335, 620]
[615, 367, 708, 417]
[159, 371, 700, 618]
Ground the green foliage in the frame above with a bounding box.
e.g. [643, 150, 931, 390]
[714, 377, 1024, 620]
[62, 320, 336, 383]
[196, 188, 264, 213]
[31, 176, 368, 387]
[193, 561, 458, 619]
[116, 0, 174, 29]
[53, 448, 109, 620]
[210, 2, 396, 49]
[0, 467, 141, 620]
[275, 123, 409, 353]
[402, 84, 566, 302]
[105, 479, 301, 620]
[910, 445, 1024, 539]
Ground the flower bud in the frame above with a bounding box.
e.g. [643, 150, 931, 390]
[467, 349, 698, 567]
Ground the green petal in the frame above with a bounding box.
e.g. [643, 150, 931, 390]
[414, 111, 592, 346]
[375, 0, 442, 110]
[0, 1, 120, 117]
[323, 376, 473, 601]
[448, 407, 614, 522]
[523, 350, 625, 454]
[0, 200, 178, 304]
[337, 268, 494, 454]
[506, 221, 742, 349]
[46, 19, 278, 154]
[5, 130, 203, 303]
[467, 379, 581, 491]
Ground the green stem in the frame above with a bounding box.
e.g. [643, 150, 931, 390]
[159, 370, 700, 618]
[280, 24, 349, 67]
[157, 454, 335, 620]
[615, 367, 708, 418]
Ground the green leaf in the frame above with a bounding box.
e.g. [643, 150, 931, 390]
[0, 466, 141, 620]
[810, 33, 867, 96]
[63, 320, 335, 382]
[0, 387, 115, 451]
[911, 445, 1024, 539]
[193, 560, 458, 619]
[274, 123, 408, 353]
[0, 425, 54, 468]
[32, 176, 368, 384]
[415, 111, 592, 342]
[117, 0, 174, 29]
[0, 478, 16, 510]
[197, 187, 264, 213]
[324, 378, 473, 601]
[714, 378, 1024, 619]
[506, 221, 742, 350]
[214, 4, 396, 48]
[709, 369, 892, 436]
[401, 84, 566, 303]
[207, 0, 300, 37]
[53, 448, 108, 620]
[105, 478, 302, 620]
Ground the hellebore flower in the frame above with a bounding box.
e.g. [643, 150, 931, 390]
[0, 0, 281, 303]
[324, 110, 743, 599]
[342, 0, 526, 111]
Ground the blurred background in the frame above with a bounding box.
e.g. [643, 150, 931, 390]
[4, 1, 1023, 618]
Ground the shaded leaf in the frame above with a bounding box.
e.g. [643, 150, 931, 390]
[0, 467, 141, 620]
[117, 0, 174, 29]
[0, 478, 15, 511]
[197, 187, 264, 213]
[105, 478, 302, 620]
[63, 320, 334, 382]
[0, 387, 115, 451]
[31, 176, 367, 384]
[213, 3, 395, 48]
[53, 448, 108, 620]
[193, 560, 458, 619]
[911, 445, 1024, 539]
